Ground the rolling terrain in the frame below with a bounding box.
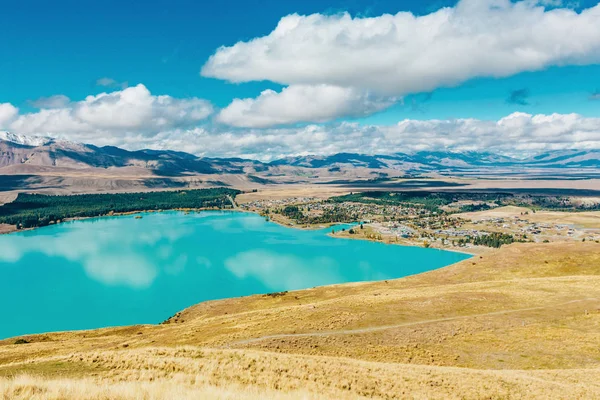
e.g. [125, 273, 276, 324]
[2, 132, 600, 399]
[1, 242, 599, 399]
[2, 133, 600, 199]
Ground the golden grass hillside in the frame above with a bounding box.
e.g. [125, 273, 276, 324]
[456, 205, 600, 229]
[1, 242, 600, 399]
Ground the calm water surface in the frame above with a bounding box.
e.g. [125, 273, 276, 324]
[0, 211, 470, 339]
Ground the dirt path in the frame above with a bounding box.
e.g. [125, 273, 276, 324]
[227, 195, 238, 209]
[228, 298, 599, 347]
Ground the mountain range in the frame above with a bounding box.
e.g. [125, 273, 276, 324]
[1, 132, 600, 186]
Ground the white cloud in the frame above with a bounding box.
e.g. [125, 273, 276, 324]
[202, 0, 600, 96]
[119, 112, 600, 161]
[5, 84, 213, 143]
[0, 103, 18, 127]
[2, 89, 599, 160]
[30, 95, 71, 109]
[217, 85, 396, 128]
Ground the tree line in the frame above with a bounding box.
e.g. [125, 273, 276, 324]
[280, 205, 356, 224]
[455, 232, 518, 248]
[0, 188, 241, 229]
[330, 191, 600, 213]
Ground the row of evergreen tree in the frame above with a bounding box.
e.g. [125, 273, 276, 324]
[456, 232, 517, 248]
[0, 188, 241, 229]
[280, 205, 356, 224]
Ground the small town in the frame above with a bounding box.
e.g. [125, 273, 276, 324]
[240, 195, 600, 253]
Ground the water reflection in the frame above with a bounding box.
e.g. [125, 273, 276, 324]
[208, 212, 279, 233]
[225, 249, 341, 291]
[0, 216, 192, 288]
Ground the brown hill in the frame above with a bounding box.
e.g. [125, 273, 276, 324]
[1, 241, 599, 399]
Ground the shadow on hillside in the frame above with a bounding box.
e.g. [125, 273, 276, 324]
[0, 175, 42, 192]
[318, 179, 468, 188]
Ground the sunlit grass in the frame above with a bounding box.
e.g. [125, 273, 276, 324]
[2, 242, 600, 398]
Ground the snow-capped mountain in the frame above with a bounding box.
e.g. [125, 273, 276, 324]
[0, 131, 53, 147]
[0, 132, 234, 175]
[268, 150, 600, 171]
[1, 132, 599, 177]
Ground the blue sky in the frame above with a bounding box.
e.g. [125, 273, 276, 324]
[1, 0, 600, 158]
[3, 0, 449, 110]
[2, 0, 598, 117]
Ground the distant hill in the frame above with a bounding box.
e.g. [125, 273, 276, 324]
[1, 132, 599, 181]
[269, 150, 600, 172]
[0, 132, 235, 176]
[523, 149, 600, 168]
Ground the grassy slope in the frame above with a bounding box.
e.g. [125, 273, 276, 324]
[1, 242, 600, 399]
[456, 205, 600, 228]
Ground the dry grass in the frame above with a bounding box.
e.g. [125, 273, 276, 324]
[2, 348, 600, 399]
[0, 347, 600, 399]
[0, 224, 16, 235]
[457, 205, 600, 229]
[0, 193, 18, 206]
[0, 373, 319, 400]
[2, 242, 600, 398]
[457, 178, 600, 191]
[236, 185, 352, 203]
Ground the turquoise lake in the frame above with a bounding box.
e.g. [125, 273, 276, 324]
[0, 211, 470, 339]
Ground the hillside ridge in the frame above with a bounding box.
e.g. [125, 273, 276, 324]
[2, 241, 599, 399]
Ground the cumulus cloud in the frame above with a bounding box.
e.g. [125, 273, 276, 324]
[217, 85, 396, 128]
[3, 84, 213, 143]
[29, 94, 71, 109]
[2, 93, 599, 160]
[126, 112, 600, 161]
[202, 0, 600, 97]
[0, 103, 18, 127]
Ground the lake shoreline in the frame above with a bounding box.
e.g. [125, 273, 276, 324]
[0, 208, 478, 255]
[0, 210, 470, 341]
[0, 207, 232, 236]
[327, 230, 479, 256]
